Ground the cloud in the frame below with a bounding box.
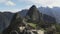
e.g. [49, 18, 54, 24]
[0, 5, 32, 13]
[0, 0, 60, 12]
[48, 0, 60, 7]
[18, 0, 60, 7]
[0, 9, 21, 13]
[0, 0, 16, 6]
[0, 0, 8, 3]
[5, 1, 16, 6]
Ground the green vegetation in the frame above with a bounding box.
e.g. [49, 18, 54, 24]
[55, 24, 60, 34]
[27, 20, 60, 34]
[28, 23, 37, 28]
[55, 24, 60, 31]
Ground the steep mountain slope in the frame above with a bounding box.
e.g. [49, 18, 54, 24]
[0, 13, 8, 33]
[0, 12, 14, 33]
[26, 5, 41, 23]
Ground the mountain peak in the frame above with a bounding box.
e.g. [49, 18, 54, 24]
[29, 5, 37, 11]
[26, 5, 40, 23]
[31, 5, 36, 8]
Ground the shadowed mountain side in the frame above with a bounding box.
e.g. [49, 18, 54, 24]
[2, 13, 25, 34]
[0, 12, 14, 33]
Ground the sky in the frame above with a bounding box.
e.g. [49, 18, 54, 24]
[0, 0, 60, 12]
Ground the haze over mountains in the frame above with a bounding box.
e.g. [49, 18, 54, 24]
[0, 5, 60, 33]
[38, 7, 60, 23]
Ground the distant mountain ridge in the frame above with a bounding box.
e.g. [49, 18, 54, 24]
[38, 7, 54, 17]
[38, 7, 60, 23]
[0, 5, 58, 33]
